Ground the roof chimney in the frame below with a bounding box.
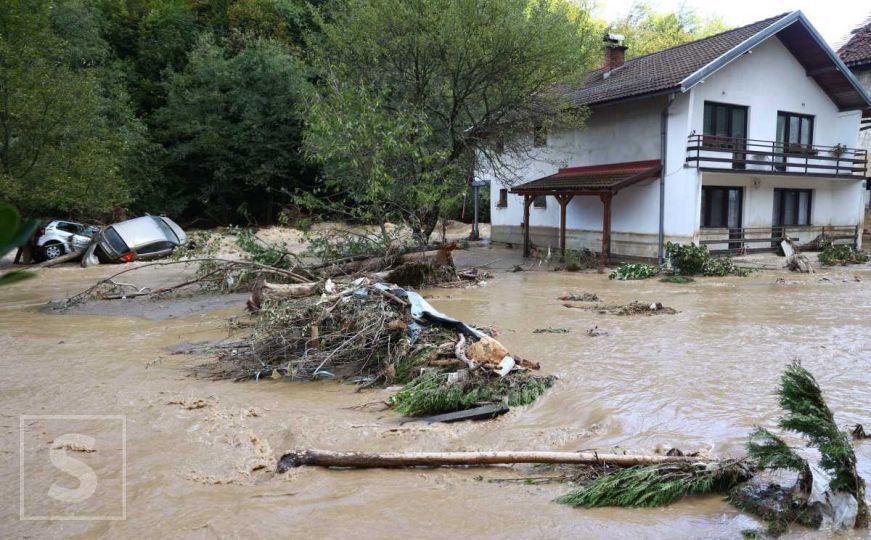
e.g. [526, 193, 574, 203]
[603, 32, 628, 71]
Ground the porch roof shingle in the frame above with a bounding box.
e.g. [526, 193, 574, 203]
[510, 160, 662, 194]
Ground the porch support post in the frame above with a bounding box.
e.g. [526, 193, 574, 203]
[523, 195, 532, 258]
[600, 192, 612, 263]
[556, 194, 574, 256]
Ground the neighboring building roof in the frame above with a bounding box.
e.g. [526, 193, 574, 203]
[566, 11, 871, 111]
[838, 16, 871, 69]
[510, 160, 661, 194]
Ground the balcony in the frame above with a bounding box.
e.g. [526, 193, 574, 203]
[686, 134, 867, 177]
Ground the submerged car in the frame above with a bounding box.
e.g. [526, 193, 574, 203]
[93, 216, 187, 263]
[35, 220, 100, 261]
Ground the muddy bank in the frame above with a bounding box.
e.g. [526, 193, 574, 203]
[3, 251, 871, 538]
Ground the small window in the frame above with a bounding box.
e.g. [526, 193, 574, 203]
[533, 125, 547, 148]
[497, 188, 508, 208]
[533, 196, 547, 208]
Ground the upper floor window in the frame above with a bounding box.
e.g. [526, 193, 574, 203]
[703, 102, 748, 142]
[497, 188, 508, 208]
[533, 125, 547, 147]
[776, 111, 814, 152]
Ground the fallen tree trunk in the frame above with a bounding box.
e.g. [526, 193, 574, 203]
[277, 449, 705, 472]
[259, 281, 320, 299]
[333, 249, 452, 275]
[30, 249, 85, 269]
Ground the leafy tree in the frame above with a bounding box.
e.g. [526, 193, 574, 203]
[153, 34, 311, 223]
[0, 0, 131, 218]
[610, 1, 729, 58]
[304, 0, 598, 243]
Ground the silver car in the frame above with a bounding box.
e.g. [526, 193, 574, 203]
[35, 220, 99, 261]
[94, 216, 187, 263]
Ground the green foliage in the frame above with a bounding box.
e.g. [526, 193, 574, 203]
[235, 228, 293, 268]
[557, 461, 750, 508]
[304, 0, 599, 242]
[817, 241, 869, 266]
[562, 249, 598, 271]
[660, 275, 694, 284]
[390, 370, 556, 416]
[609, 263, 660, 280]
[610, 1, 729, 58]
[746, 427, 808, 474]
[0, 204, 38, 286]
[303, 226, 409, 263]
[154, 34, 311, 223]
[777, 362, 864, 502]
[746, 361, 868, 526]
[0, 0, 134, 218]
[666, 242, 750, 277]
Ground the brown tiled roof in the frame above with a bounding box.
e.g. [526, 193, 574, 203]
[511, 160, 661, 193]
[838, 16, 871, 67]
[566, 13, 790, 107]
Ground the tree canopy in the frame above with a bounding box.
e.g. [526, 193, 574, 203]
[609, 1, 729, 58]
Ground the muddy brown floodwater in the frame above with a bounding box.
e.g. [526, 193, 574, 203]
[3, 253, 871, 539]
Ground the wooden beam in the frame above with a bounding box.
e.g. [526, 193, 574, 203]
[600, 192, 612, 263]
[555, 194, 573, 256]
[523, 195, 532, 258]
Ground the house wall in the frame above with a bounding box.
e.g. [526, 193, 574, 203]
[487, 35, 866, 258]
[688, 37, 862, 149]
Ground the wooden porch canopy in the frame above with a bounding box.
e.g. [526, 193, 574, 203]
[510, 159, 662, 261]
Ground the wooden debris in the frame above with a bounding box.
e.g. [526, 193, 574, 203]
[277, 449, 706, 472]
[413, 403, 510, 424]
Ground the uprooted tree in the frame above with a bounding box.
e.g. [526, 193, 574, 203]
[302, 0, 599, 244]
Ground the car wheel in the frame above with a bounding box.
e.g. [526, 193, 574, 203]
[42, 242, 65, 260]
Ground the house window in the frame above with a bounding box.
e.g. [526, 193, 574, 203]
[533, 125, 547, 147]
[497, 188, 508, 208]
[701, 186, 742, 229]
[773, 189, 812, 226]
[775, 112, 815, 170]
[703, 102, 748, 170]
[533, 196, 547, 208]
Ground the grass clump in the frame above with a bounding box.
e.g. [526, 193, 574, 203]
[660, 275, 694, 284]
[608, 263, 660, 280]
[562, 249, 598, 271]
[557, 460, 750, 508]
[818, 241, 869, 266]
[390, 371, 557, 416]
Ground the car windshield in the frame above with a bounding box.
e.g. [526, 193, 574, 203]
[103, 227, 129, 253]
[150, 216, 180, 243]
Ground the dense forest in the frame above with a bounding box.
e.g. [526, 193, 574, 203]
[0, 0, 725, 230]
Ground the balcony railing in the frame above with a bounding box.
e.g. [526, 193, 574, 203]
[686, 134, 867, 177]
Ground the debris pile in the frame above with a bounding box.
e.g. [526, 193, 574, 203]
[203, 278, 554, 417]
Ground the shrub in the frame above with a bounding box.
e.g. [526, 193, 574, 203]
[666, 242, 750, 277]
[609, 263, 660, 280]
[818, 240, 869, 266]
[562, 248, 598, 271]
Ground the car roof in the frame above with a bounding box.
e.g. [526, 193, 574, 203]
[109, 216, 169, 247]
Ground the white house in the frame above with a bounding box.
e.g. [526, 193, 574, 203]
[483, 11, 871, 261]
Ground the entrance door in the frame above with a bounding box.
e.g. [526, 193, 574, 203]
[701, 186, 743, 249]
[703, 102, 748, 170]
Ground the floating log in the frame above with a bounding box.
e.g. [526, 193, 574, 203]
[30, 249, 85, 269]
[277, 449, 705, 472]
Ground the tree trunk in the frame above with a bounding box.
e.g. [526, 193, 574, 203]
[278, 449, 705, 472]
[29, 249, 85, 269]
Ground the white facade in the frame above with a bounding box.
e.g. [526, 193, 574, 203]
[488, 33, 867, 259]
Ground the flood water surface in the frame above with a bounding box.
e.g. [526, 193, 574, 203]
[3, 260, 871, 538]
